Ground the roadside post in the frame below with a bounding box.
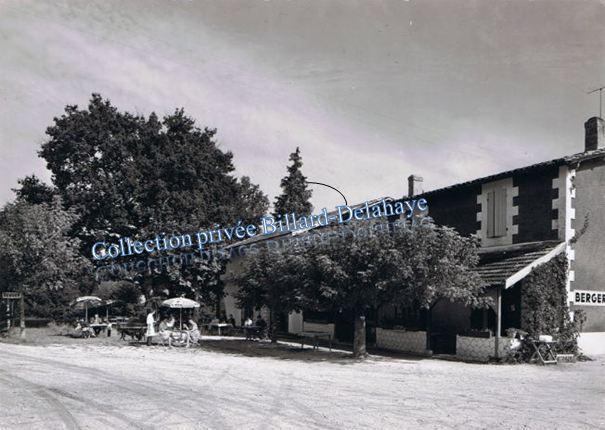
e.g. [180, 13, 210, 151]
[1, 292, 22, 336]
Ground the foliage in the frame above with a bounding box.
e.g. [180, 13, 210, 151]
[236, 246, 310, 341]
[521, 254, 582, 354]
[389, 224, 488, 310]
[273, 147, 313, 217]
[303, 221, 487, 356]
[236, 219, 487, 356]
[0, 199, 92, 319]
[38, 94, 269, 307]
[236, 176, 270, 226]
[12, 175, 56, 205]
[39, 94, 268, 248]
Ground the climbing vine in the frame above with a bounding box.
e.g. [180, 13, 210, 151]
[521, 254, 584, 354]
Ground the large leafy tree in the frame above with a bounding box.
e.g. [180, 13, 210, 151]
[38, 94, 268, 303]
[273, 147, 313, 217]
[304, 221, 488, 357]
[0, 199, 92, 333]
[305, 222, 406, 356]
[39, 94, 268, 247]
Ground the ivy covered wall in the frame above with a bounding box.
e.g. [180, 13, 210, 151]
[520, 254, 583, 353]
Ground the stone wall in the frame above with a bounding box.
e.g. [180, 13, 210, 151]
[375, 328, 427, 355]
[456, 335, 517, 362]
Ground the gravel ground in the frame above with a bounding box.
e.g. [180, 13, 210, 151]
[0, 330, 603, 430]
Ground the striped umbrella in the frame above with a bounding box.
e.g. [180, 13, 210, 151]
[70, 296, 104, 321]
[161, 297, 200, 330]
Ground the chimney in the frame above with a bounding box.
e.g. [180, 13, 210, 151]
[584, 116, 605, 151]
[407, 174, 424, 197]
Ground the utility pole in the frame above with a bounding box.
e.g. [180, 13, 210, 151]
[588, 86, 605, 118]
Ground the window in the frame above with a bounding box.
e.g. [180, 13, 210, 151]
[487, 187, 507, 238]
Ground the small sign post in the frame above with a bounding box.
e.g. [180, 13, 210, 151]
[2, 292, 22, 332]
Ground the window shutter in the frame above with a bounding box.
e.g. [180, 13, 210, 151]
[497, 187, 507, 237]
[487, 190, 495, 238]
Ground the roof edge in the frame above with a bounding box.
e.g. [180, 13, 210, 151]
[503, 242, 566, 289]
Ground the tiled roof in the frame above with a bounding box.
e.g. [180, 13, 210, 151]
[475, 241, 565, 287]
[415, 147, 605, 198]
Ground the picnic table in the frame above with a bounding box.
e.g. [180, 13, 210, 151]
[300, 331, 332, 351]
[89, 323, 108, 336]
[118, 324, 147, 341]
[207, 322, 232, 336]
[243, 325, 265, 340]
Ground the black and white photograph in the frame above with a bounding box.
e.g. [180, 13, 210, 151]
[0, 1, 604, 429]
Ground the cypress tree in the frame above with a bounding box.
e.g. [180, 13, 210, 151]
[273, 147, 313, 216]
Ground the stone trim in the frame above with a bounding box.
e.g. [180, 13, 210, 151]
[553, 166, 576, 303]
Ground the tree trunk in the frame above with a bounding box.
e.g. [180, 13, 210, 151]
[425, 306, 432, 352]
[270, 309, 278, 343]
[353, 313, 367, 358]
[19, 294, 25, 338]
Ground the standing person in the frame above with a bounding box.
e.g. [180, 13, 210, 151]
[244, 316, 254, 340]
[146, 309, 157, 346]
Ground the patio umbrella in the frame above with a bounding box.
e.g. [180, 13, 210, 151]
[161, 297, 200, 330]
[70, 296, 103, 321]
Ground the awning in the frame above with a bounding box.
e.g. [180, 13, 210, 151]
[475, 241, 566, 289]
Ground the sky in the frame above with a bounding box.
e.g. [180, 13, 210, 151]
[1, 0, 604, 211]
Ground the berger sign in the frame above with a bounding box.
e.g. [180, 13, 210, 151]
[571, 290, 605, 306]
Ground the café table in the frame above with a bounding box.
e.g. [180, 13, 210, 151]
[208, 322, 231, 336]
[118, 324, 147, 341]
[243, 325, 262, 340]
[89, 323, 108, 336]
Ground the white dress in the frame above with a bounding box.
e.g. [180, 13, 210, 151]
[146, 313, 156, 337]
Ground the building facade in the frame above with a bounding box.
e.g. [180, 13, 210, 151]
[220, 116, 605, 359]
[408, 116, 605, 356]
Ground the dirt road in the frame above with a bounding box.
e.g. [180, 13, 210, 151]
[0, 341, 603, 429]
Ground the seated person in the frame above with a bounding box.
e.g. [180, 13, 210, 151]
[71, 321, 85, 338]
[84, 323, 96, 338]
[255, 315, 267, 339]
[158, 318, 172, 346]
[187, 319, 201, 344]
[227, 314, 236, 327]
[166, 315, 176, 329]
[76, 321, 95, 338]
